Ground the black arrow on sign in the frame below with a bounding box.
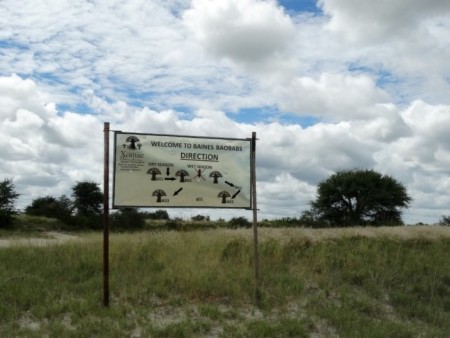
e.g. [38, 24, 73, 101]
[225, 181, 235, 187]
[166, 168, 170, 176]
[173, 188, 183, 196]
[165, 177, 176, 181]
[231, 190, 241, 199]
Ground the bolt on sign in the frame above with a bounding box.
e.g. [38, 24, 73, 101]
[113, 132, 252, 208]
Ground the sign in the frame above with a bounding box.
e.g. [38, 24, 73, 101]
[113, 132, 251, 208]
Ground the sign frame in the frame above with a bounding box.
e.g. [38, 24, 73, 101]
[103, 124, 259, 307]
[112, 131, 253, 209]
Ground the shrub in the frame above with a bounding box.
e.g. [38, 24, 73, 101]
[111, 208, 145, 230]
[25, 195, 73, 220]
[438, 215, 450, 226]
[191, 214, 210, 222]
[228, 217, 251, 229]
[221, 238, 251, 263]
[165, 219, 181, 231]
[68, 215, 103, 229]
[142, 209, 170, 220]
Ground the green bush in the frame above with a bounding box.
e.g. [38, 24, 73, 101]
[0, 210, 15, 229]
[25, 195, 73, 221]
[191, 214, 210, 222]
[141, 209, 170, 220]
[228, 216, 251, 229]
[259, 217, 300, 228]
[221, 238, 251, 264]
[165, 219, 181, 231]
[111, 208, 145, 230]
[68, 215, 103, 229]
[439, 215, 450, 226]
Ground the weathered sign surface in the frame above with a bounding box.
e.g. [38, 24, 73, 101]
[113, 133, 251, 208]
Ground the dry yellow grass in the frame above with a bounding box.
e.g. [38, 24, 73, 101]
[223, 225, 450, 243]
[2, 225, 450, 248]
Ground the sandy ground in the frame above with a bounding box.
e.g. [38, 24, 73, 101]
[0, 231, 79, 248]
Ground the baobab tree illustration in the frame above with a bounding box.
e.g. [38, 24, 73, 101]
[147, 167, 161, 181]
[175, 169, 189, 182]
[209, 171, 222, 184]
[126, 136, 140, 150]
[218, 191, 231, 204]
[152, 189, 166, 203]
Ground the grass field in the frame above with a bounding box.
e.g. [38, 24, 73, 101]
[1, 224, 450, 337]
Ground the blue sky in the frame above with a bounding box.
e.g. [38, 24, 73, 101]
[279, 0, 321, 14]
[1, 0, 450, 224]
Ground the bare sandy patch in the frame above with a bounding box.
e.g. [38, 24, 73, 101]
[0, 231, 79, 248]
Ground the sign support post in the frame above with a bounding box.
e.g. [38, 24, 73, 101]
[251, 132, 261, 305]
[104, 129, 258, 306]
[103, 122, 110, 307]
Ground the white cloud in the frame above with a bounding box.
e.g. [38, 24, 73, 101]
[1, 1, 450, 225]
[273, 73, 391, 120]
[183, 0, 295, 63]
[401, 100, 450, 148]
[2, 74, 450, 223]
[286, 1, 450, 106]
[0, 74, 52, 118]
[319, 0, 450, 43]
[258, 172, 316, 218]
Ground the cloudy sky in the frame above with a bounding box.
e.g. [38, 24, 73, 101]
[1, 0, 450, 224]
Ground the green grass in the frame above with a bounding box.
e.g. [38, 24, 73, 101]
[1, 229, 450, 337]
[0, 215, 59, 239]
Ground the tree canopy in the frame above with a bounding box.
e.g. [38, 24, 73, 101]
[71, 181, 103, 216]
[0, 178, 20, 227]
[111, 208, 145, 229]
[25, 195, 73, 219]
[303, 169, 411, 227]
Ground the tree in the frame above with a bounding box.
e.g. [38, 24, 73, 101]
[0, 178, 20, 228]
[26, 196, 57, 217]
[439, 215, 450, 226]
[228, 216, 251, 228]
[72, 181, 103, 216]
[306, 169, 411, 227]
[142, 209, 169, 220]
[25, 195, 73, 219]
[191, 214, 210, 221]
[111, 208, 145, 229]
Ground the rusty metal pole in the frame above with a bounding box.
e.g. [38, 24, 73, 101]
[103, 122, 110, 307]
[251, 131, 261, 305]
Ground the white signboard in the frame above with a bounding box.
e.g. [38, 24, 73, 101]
[113, 132, 252, 208]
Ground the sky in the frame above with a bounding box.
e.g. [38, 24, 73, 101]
[1, 0, 450, 224]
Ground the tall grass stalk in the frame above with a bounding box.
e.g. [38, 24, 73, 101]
[1, 229, 450, 337]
